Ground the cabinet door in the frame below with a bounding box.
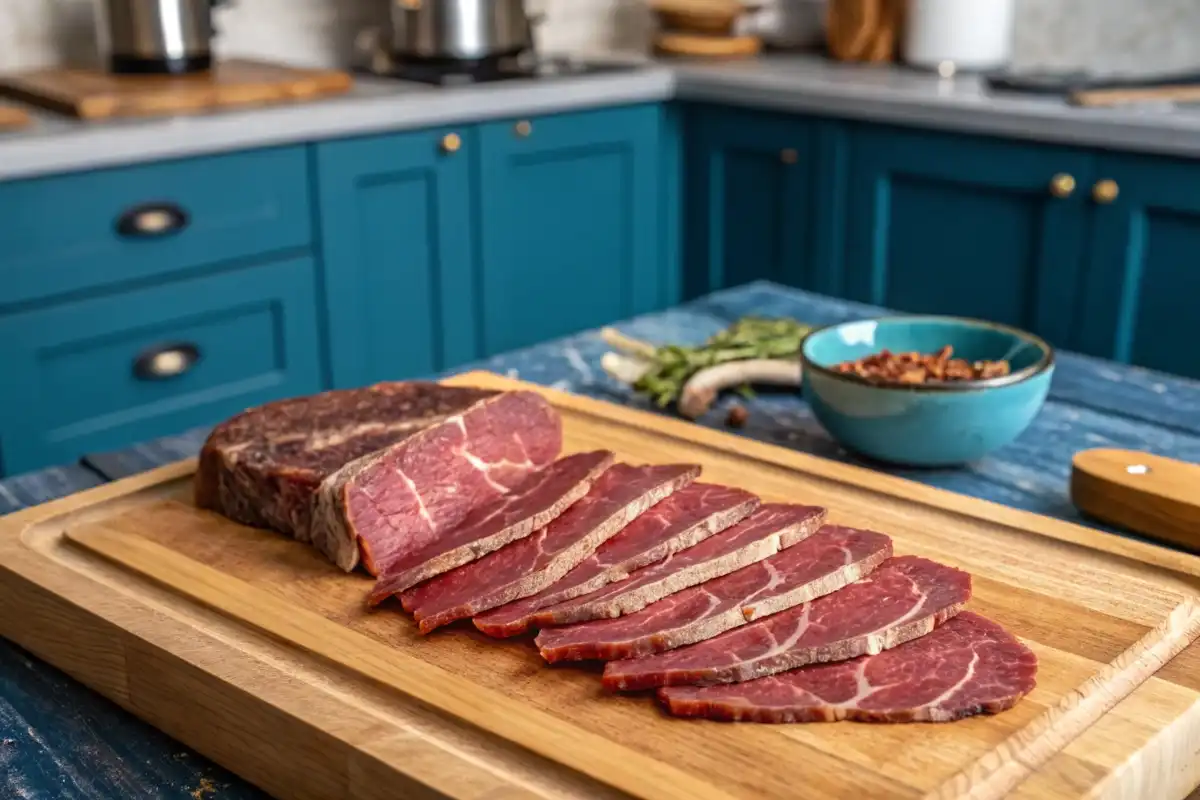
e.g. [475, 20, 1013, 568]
[843, 125, 1093, 345]
[477, 104, 664, 355]
[316, 128, 477, 388]
[684, 105, 816, 298]
[1075, 153, 1200, 379]
[0, 256, 323, 476]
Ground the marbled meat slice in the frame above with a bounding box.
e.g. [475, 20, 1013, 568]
[473, 483, 760, 638]
[308, 390, 562, 575]
[399, 462, 701, 633]
[367, 450, 615, 602]
[538, 525, 891, 664]
[196, 382, 501, 541]
[603, 555, 970, 690]
[659, 612, 1037, 723]
[533, 503, 827, 652]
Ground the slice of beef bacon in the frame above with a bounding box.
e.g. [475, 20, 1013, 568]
[658, 612, 1038, 724]
[474, 482, 760, 638]
[530, 504, 827, 647]
[602, 555, 971, 691]
[395, 462, 702, 633]
[533, 525, 892, 663]
[370, 450, 616, 598]
[310, 390, 563, 574]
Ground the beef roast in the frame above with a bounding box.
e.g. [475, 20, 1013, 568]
[603, 555, 970, 690]
[308, 390, 562, 574]
[398, 462, 701, 633]
[367, 450, 615, 601]
[473, 483, 760, 638]
[534, 504, 827, 660]
[536, 525, 891, 664]
[195, 382, 501, 541]
[659, 612, 1038, 723]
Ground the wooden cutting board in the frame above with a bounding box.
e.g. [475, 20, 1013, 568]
[1, 371, 1198, 800]
[0, 102, 32, 129]
[0, 59, 353, 120]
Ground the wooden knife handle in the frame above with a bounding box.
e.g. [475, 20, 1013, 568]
[1070, 84, 1200, 107]
[1070, 448, 1200, 553]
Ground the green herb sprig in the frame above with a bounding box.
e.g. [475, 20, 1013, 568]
[631, 317, 812, 408]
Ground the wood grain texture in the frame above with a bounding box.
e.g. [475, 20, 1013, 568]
[0, 103, 32, 129]
[1, 371, 1198, 800]
[1071, 449, 1200, 553]
[0, 60, 353, 120]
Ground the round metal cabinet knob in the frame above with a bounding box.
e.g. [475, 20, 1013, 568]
[781, 148, 798, 164]
[441, 132, 462, 153]
[1093, 179, 1120, 204]
[133, 343, 201, 381]
[1049, 173, 1076, 199]
[514, 120, 533, 138]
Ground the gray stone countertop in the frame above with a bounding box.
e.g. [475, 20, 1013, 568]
[6, 53, 1200, 181]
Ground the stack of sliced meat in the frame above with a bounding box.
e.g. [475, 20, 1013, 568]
[198, 385, 1038, 725]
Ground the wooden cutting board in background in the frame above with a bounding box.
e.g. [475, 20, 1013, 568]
[0, 59, 353, 120]
[0, 371, 1198, 800]
[0, 103, 32, 129]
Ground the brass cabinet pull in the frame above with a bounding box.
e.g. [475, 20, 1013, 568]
[781, 148, 798, 164]
[514, 120, 532, 138]
[440, 132, 462, 153]
[133, 342, 201, 381]
[1093, 179, 1120, 204]
[1049, 173, 1076, 199]
[116, 202, 189, 238]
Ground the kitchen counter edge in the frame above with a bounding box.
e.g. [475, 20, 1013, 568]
[8, 56, 1200, 182]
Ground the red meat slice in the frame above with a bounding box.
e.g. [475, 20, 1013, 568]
[399, 462, 701, 633]
[602, 555, 970, 690]
[309, 390, 562, 574]
[367, 450, 615, 602]
[659, 612, 1037, 723]
[535, 525, 891, 664]
[473, 483, 760, 638]
[533, 504, 827, 657]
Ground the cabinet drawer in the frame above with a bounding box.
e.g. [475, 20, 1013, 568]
[0, 146, 312, 308]
[0, 255, 324, 476]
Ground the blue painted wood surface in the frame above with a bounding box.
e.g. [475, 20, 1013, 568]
[0, 256, 326, 476]
[1075, 150, 1200, 379]
[315, 127, 480, 388]
[2, 282, 1200, 799]
[476, 104, 667, 355]
[0, 145, 312, 311]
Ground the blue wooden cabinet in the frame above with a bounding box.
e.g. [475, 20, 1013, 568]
[315, 127, 479, 389]
[841, 124, 1093, 347]
[0, 146, 311, 309]
[1074, 153, 1200, 379]
[476, 104, 667, 355]
[0, 256, 324, 476]
[683, 104, 818, 298]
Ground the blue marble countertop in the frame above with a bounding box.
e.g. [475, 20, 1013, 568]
[2, 282, 1199, 799]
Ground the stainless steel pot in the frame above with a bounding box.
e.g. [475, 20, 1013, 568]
[94, 0, 227, 74]
[388, 0, 542, 61]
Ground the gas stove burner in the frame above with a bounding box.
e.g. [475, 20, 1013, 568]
[359, 51, 641, 86]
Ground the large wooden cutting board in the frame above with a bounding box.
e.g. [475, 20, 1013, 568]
[0, 371, 1198, 800]
[0, 59, 353, 120]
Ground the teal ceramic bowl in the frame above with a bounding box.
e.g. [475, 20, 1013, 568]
[799, 316, 1054, 467]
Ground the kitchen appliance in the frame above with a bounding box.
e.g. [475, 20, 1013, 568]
[355, 25, 641, 86]
[902, 0, 1016, 74]
[94, 0, 224, 75]
[385, 0, 543, 63]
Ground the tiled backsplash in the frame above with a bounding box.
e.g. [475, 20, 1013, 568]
[3, 0, 1199, 74]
